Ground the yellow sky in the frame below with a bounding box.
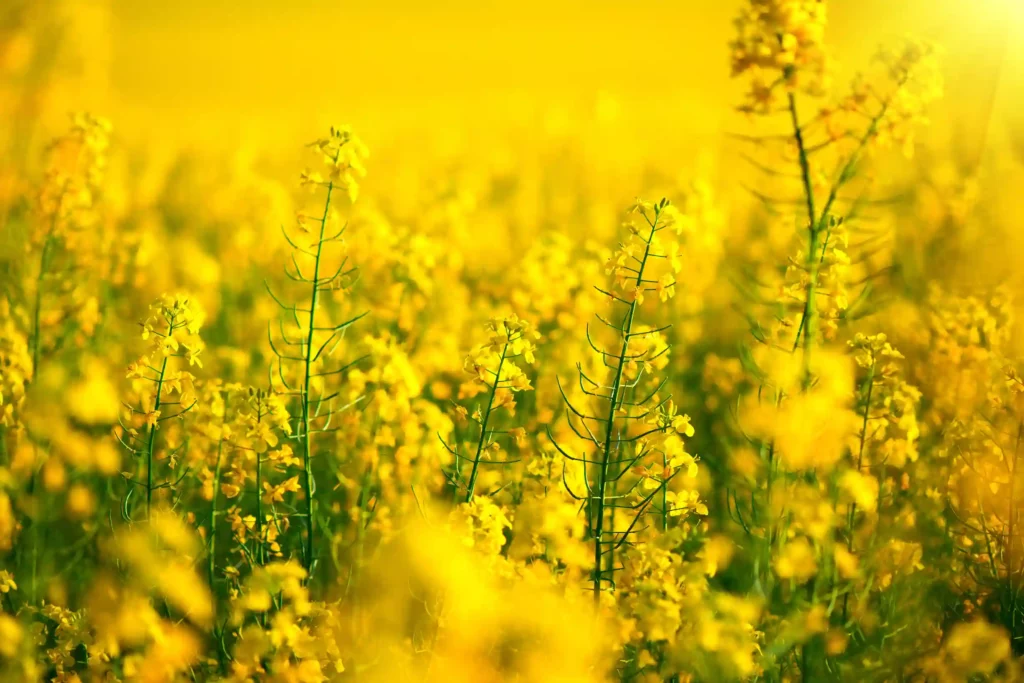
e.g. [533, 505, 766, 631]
[54, 0, 1023, 161]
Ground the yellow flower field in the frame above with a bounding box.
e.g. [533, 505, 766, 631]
[2, 0, 1024, 680]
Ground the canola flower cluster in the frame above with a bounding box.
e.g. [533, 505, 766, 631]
[1, 1, 1023, 681]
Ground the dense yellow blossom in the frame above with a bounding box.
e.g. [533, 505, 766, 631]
[0, 0, 1020, 680]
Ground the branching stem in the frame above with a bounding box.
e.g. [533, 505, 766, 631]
[591, 210, 659, 605]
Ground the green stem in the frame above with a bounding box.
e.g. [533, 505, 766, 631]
[465, 343, 508, 503]
[661, 453, 669, 533]
[207, 395, 228, 590]
[207, 395, 229, 673]
[299, 174, 336, 578]
[788, 83, 896, 358]
[842, 363, 874, 622]
[592, 210, 658, 606]
[786, 93, 821, 391]
[145, 347, 170, 521]
[787, 93, 818, 240]
[847, 363, 875, 549]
